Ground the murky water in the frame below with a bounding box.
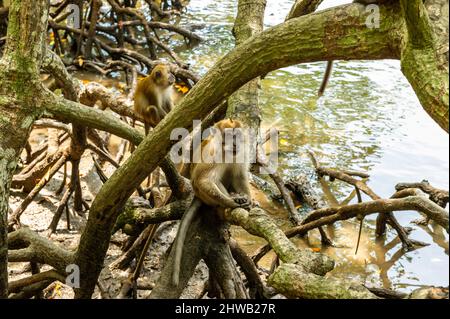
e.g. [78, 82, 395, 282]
[174, 0, 449, 292]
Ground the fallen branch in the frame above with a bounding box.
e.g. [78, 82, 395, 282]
[292, 191, 448, 237]
[308, 151, 420, 249]
[8, 228, 74, 273]
[8, 270, 66, 294]
[253, 188, 447, 262]
[396, 180, 449, 208]
[9, 153, 69, 228]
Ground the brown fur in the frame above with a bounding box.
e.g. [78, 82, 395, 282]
[134, 64, 175, 134]
[172, 119, 252, 286]
[190, 119, 251, 208]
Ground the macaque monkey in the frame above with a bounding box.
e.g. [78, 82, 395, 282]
[191, 119, 252, 208]
[172, 119, 252, 286]
[134, 64, 176, 134]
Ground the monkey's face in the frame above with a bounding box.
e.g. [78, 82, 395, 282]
[152, 65, 176, 88]
[215, 119, 246, 161]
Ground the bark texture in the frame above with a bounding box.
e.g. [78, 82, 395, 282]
[0, 0, 447, 299]
[0, 0, 50, 298]
[227, 0, 266, 130]
[70, 2, 419, 298]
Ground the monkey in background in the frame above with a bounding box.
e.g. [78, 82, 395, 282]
[134, 64, 176, 134]
[172, 119, 252, 287]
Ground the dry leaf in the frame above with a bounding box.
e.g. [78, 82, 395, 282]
[49, 283, 63, 299]
[174, 83, 189, 94]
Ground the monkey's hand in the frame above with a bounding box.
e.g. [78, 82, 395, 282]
[231, 193, 252, 209]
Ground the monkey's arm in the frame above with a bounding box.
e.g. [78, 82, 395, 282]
[231, 169, 251, 197]
[229, 168, 252, 208]
[194, 177, 239, 208]
[162, 97, 174, 114]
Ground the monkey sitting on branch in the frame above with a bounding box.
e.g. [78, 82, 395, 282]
[171, 119, 253, 287]
[134, 64, 176, 134]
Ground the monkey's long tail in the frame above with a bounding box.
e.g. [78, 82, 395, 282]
[172, 197, 203, 287]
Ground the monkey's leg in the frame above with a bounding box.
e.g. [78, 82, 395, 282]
[147, 105, 167, 129]
[159, 107, 169, 122]
[162, 100, 173, 114]
[217, 182, 232, 198]
[231, 173, 251, 198]
[144, 122, 151, 136]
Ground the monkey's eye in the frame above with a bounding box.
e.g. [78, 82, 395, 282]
[155, 71, 162, 78]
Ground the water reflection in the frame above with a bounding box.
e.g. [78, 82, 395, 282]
[176, 0, 448, 292]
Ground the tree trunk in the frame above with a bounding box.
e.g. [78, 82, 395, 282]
[400, 0, 449, 131]
[0, 0, 50, 299]
[70, 2, 405, 298]
[227, 0, 266, 129]
[0, 0, 447, 299]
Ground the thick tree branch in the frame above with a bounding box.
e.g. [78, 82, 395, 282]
[8, 228, 74, 274]
[72, 2, 404, 298]
[43, 93, 143, 146]
[226, 207, 334, 275]
[268, 263, 377, 299]
[400, 0, 449, 131]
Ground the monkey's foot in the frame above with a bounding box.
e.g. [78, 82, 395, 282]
[231, 193, 252, 208]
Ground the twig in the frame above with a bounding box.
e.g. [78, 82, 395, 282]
[8, 270, 65, 294]
[308, 150, 421, 250]
[87, 142, 120, 167]
[48, 186, 74, 234]
[9, 154, 69, 228]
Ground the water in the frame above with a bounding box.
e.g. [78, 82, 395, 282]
[173, 0, 449, 292]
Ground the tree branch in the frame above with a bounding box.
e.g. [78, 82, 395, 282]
[71, 3, 408, 298]
[43, 93, 143, 146]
